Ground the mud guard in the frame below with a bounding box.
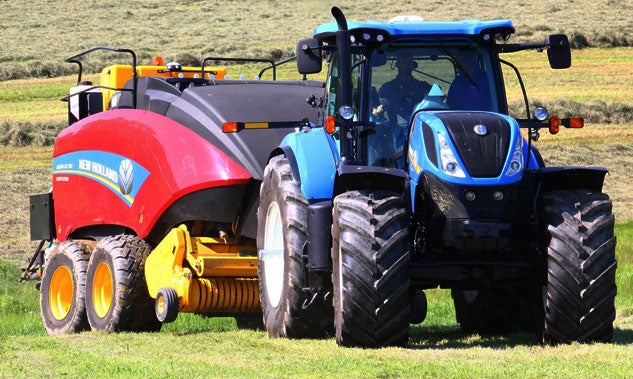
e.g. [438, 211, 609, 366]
[277, 127, 408, 278]
[334, 165, 408, 196]
[279, 127, 340, 201]
[536, 166, 608, 193]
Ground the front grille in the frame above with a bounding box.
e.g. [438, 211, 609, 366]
[436, 112, 510, 177]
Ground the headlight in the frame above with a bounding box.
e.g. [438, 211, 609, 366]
[339, 105, 355, 120]
[493, 191, 504, 201]
[464, 190, 476, 202]
[438, 134, 466, 178]
[505, 137, 524, 177]
[534, 106, 549, 121]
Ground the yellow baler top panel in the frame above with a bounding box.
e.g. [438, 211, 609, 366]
[99, 64, 228, 110]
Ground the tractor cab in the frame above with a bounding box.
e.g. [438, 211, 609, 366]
[297, 15, 572, 168]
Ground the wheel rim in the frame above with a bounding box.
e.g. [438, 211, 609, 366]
[49, 265, 74, 320]
[92, 262, 113, 318]
[156, 294, 166, 317]
[261, 201, 284, 308]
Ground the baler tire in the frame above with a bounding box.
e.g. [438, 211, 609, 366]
[155, 287, 179, 323]
[542, 189, 617, 344]
[85, 235, 161, 332]
[331, 190, 411, 348]
[257, 155, 333, 339]
[40, 241, 90, 335]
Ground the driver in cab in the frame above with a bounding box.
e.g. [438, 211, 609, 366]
[375, 52, 431, 124]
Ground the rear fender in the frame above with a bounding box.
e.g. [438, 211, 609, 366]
[279, 127, 340, 200]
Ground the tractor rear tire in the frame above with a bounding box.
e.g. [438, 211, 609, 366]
[542, 189, 617, 344]
[40, 241, 90, 334]
[85, 235, 161, 332]
[257, 155, 333, 339]
[331, 190, 411, 347]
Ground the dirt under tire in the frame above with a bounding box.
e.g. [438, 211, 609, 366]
[85, 235, 161, 332]
[542, 189, 617, 344]
[257, 155, 333, 339]
[40, 241, 91, 334]
[331, 190, 411, 348]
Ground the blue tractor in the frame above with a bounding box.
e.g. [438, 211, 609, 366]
[257, 7, 616, 347]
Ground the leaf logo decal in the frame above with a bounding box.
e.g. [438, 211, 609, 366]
[118, 159, 134, 195]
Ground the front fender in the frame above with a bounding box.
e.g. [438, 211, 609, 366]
[536, 166, 608, 193]
[280, 127, 340, 200]
[334, 165, 407, 196]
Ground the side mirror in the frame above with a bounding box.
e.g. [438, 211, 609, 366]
[546, 34, 571, 69]
[296, 38, 323, 75]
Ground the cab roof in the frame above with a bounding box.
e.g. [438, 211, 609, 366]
[313, 18, 515, 40]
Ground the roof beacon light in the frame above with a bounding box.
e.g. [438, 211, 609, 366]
[389, 15, 424, 23]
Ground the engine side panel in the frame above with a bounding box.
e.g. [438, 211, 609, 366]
[52, 109, 252, 242]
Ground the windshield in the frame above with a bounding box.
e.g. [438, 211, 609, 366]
[366, 44, 499, 167]
[371, 45, 499, 123]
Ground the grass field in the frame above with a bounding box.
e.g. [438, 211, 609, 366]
[2, 238, 633, 378]
[1, 1, 633, 377]
[2, 1, 632, 81]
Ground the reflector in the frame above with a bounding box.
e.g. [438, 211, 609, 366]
[222, 122, 238, 133]
[549, 116, 560, 134]
[326, 115, 336, 134]
[563, 117, 584, 128]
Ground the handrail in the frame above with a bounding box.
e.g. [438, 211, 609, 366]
[201, 57, 276, 80]
[258, 56, 297, 80]
[64, 46, 137, 109]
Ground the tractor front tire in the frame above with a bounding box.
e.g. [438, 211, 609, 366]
[331, 190, 411, 347]
[257, 155, 333, 339]
[542, 189, 617, 344]
[85, 235, 161, 332]
[40, 241, 90, 334]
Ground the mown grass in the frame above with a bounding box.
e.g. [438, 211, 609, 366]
[2, 1, 633, 82]
[2, 47, 633, 132]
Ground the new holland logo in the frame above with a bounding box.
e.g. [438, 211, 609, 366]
[473, 124, 488, 136]
[118, 159, 134, 195]
[52, 150, 150, 207]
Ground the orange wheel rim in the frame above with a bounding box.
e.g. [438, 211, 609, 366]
[49, 266, 74, 320]
[92, 262, 113, 318]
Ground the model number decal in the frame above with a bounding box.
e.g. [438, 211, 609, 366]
[53, 150, 150, 206]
